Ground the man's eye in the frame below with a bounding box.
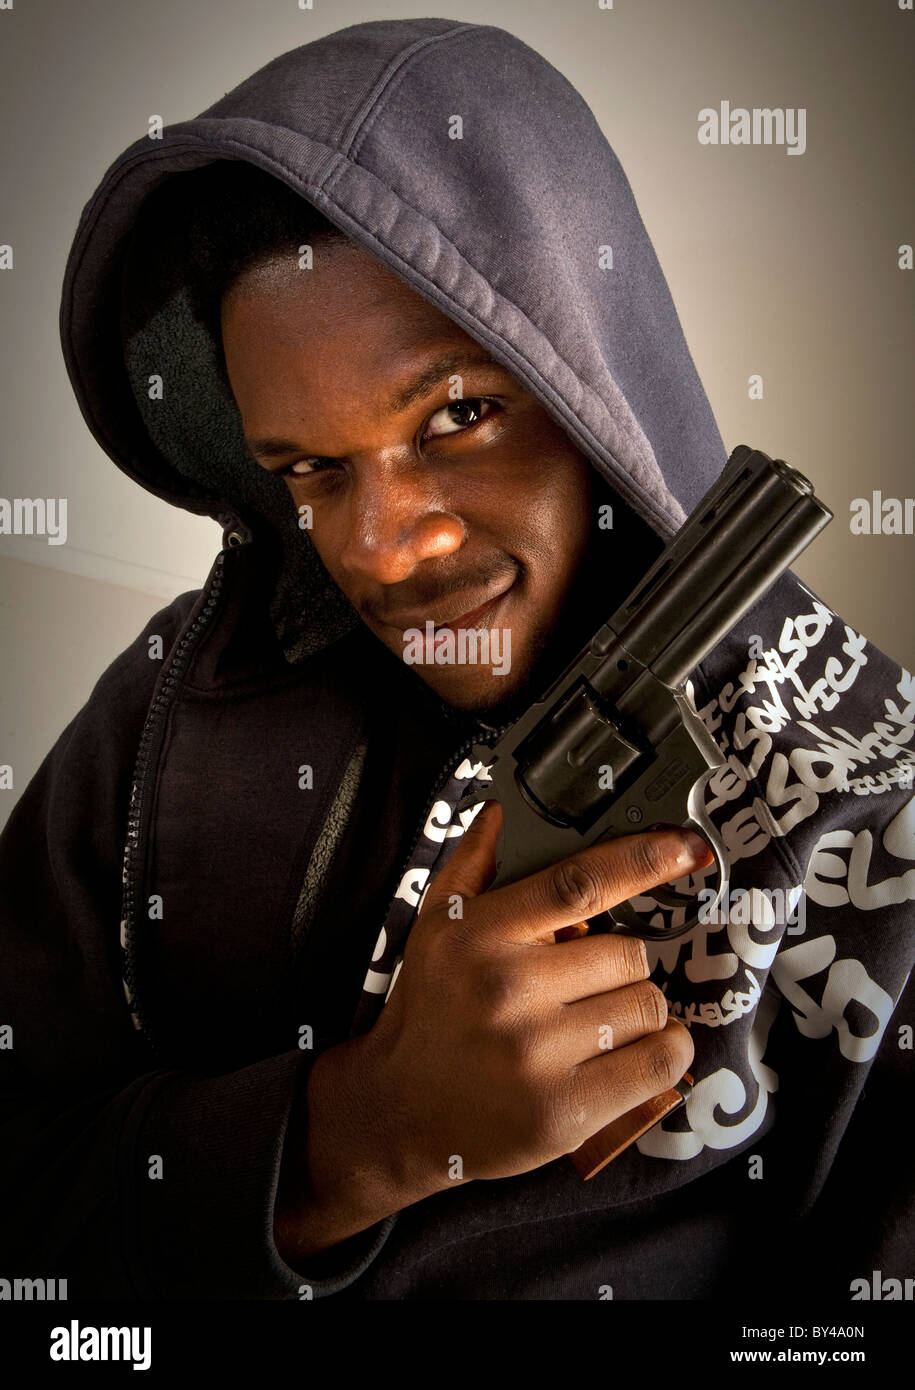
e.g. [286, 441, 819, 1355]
[282, 457, 332, 478]
[279, 397, 499, 478]
[423, 397, 498, 439]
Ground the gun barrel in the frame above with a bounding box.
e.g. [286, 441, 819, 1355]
[592, 447, 832, 694]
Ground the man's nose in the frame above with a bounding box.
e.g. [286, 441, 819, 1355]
[337, 456, 465, 585]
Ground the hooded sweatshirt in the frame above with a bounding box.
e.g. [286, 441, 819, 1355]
[1, 17, 912, 1301]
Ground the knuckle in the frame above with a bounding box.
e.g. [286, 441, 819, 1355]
[631, 981, 668, 1034]
[473, 956, 525, 1020]
[625, 833, 674, 889]
[474, 946, 547, 1032]
[636, 1036, 679, 1093]
[551, 857, 604, 918]
[422, 912, 472, 969]
[619, 934, 649, 979]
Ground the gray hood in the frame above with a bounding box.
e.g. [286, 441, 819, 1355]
[60, 16, 726, 661]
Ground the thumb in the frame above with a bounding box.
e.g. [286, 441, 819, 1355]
[419, 797, 503, 917]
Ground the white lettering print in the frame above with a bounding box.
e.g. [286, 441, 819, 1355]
[664, 966, 762, 1029]
[743, 619, 867, 737]
[359, 786, 486, 1000]
[637, 987, 781, 1160]
[803, 798, 915, 912]
[847, 758, 915, 797]
[699, 616, 914, 827]
[791, 629, 869, 718]
[704, 603, 835, 740]
[633, 598, 910, 1164]
[770, 935, 894, 1063]
[883, 792, 915, 860]
[394, 867, 430, 910]
[453, 757, 493, 782]
[752, 752, 820, 836]
[423, 798, 485, 843]
[362, 924, 392, 995]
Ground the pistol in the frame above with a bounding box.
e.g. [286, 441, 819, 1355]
[458, 445, 833, 940]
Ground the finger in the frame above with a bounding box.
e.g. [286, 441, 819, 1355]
[473, 827, 713, 946]
[418, 797, 503, 918]
[522, 932, 652, 1002]
[553, 980, 668, 1062]
[573, 1018, 695, 1124]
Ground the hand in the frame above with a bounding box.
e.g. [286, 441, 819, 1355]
[360, 799, 710, 1192]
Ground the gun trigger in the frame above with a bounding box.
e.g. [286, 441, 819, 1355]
[673, 689, 726, 770]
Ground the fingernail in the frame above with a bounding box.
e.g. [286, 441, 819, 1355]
[678, 831, 713, 866]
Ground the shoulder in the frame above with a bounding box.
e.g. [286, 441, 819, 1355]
[691, 569, 913, 865]
[87, 587, 203, 706]
[29, 587, 207, 808]
[695, 569, 910, 788]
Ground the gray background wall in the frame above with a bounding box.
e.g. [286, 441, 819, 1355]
[1, 0, 912, 829]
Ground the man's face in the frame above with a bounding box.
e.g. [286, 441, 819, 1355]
[221, 240, 597, 713]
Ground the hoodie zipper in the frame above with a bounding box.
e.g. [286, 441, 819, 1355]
[120, 549, 227, 1057]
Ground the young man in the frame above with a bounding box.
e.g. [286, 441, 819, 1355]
[1, 18, 911, 1300]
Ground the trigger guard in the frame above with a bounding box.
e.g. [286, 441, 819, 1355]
[605, 811, 728, 940]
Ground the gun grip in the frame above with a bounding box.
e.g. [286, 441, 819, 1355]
[568, 1074, 693, 1179]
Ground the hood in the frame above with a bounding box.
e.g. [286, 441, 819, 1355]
[60, 16, 727, 664]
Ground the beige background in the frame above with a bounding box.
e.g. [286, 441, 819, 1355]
[0, 0, 912, 828]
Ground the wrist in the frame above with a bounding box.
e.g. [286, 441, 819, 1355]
[274, 1032, 438, 1263]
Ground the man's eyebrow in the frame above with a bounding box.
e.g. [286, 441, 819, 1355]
[385, 348, 502, 414]
[245, 348, 505, 460]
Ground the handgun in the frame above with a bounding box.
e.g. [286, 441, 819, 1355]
[458, 445, 833, 940]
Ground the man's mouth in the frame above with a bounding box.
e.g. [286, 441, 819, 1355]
[381, 578, 516, 634]
[432, 582, 515, 632]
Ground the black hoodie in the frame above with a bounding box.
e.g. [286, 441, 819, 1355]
[1, 17, 912, 1300]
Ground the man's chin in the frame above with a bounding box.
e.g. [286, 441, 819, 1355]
[384, 610, 574, 722]
[422, 671, 526, 715]
[421, 661, 549, 724]
[412, 620, 565, 721]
